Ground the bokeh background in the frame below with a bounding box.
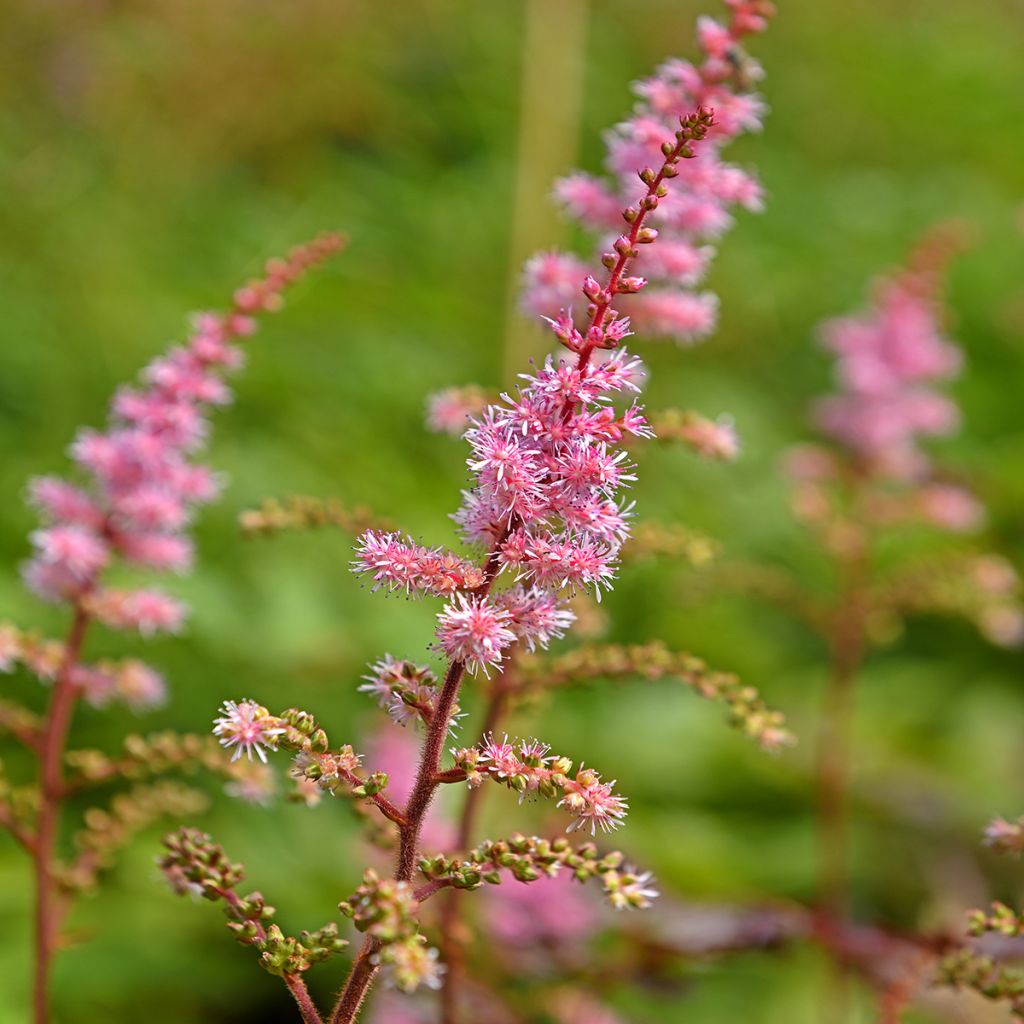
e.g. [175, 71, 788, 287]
[1, 0, 1023, 1021]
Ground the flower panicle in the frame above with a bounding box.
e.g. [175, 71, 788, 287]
[449, 734, 629, 836]
[23, 233, 344, 631]
[417, 832, 658, 911]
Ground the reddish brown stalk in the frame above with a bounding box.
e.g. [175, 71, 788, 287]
[285, 974, 325, 1024]
[815, 533, 869, 1021]
[438, 669, 516, 1024]
[33, 605, 90, 1024]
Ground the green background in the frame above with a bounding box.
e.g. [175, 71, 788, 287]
[1, 0, 1022, 1020]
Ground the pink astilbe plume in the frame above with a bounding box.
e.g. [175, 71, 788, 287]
[813, 231, 967, 483]
[0, 233, 342, 1024]
[169, 9, 788, 1023]
[25, 232, 344, 632]
[521, 0, 774, 345]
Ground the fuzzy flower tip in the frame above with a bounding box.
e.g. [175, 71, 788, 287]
[521, 1, 772, 342]
[435, 595, 515, 675]
[458, 735, 630, 835]
[21, 234, 342, 629]
[213, 699, 285, 762]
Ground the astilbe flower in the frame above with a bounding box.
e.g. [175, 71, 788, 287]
[0, 234, 342, 1024]
[813, 231, 967, 484]
[521, 0, 774, 345]
[26, 231, 344, 633]
[174, 10, 784, 1020]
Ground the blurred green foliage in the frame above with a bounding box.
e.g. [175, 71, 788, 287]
[1, 0, 1022, 1021]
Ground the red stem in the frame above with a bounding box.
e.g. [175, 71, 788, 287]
[33, 605, 90, 1024]
[285, 974, 324, 1024]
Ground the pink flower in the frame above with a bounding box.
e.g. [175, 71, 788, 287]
[87, 588, 188, 635]
[425, 387, 488, 436]
[435, 594, 515, 674]
[558, 767, 629, 835]
[352, 532, 485, 597]
[115, 659, 168, 711]
[521, 252, 591, 320]
[493, 586, 575, 652]
[485, 870, 598, 948]
[629, 289, 719, 343]
[917, 483, 984, 533]
[30, 525, 110, 580]
[213, 699, 285, 762]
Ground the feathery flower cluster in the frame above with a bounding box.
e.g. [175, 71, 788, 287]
[353, 533, 486, 597]
[24, 233, 343, 631]
[521, 0, 773, 344]
[451, 735, 628, 835]
[213, 700, 287, 763]
[814, 236, 966, 483]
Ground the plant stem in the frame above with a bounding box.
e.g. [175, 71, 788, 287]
[438, 672, 514, 1024]
[285, 974, 325, 1024]
[33, 605, 90, 1024]
[815, 543, 868, 1021]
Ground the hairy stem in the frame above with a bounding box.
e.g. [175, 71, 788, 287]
[285, 974, 324, 1024]
[33, 605, 90, 1024]
[439, 674, 514, 1024]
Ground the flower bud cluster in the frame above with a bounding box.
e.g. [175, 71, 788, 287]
[358, 656, 458, 730]
[522, 1, 773, 345]
[519, 641, 792, 751]
[62, 780, 208, 893]
[23, 234, 343, 630]
[0, 623, 66, 680]
[339, 870, 444, 993]
[984, 816, 1024, 856]
[1, 622, 168, 710]
[451, 735, 628, 835]
[651, 408, 739, 460]
[417, 833, 658, 910]
[625, 521, 718, 567]
[876, 553, 1024, 649]
[240, 495, 387, 538]
[939, 948, 1024, 1017]
[160, 827, 348, 978]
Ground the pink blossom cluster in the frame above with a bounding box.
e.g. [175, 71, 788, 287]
[24, 234, 342, 644]
[521, 0, 773, 343]
[356, 114, 722, 677]
[814, 259, 965, 480]
[454, 735, 629, 835]
[353, 533, 485, 597]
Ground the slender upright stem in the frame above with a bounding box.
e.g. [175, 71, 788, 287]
[396, 660, 467, 883]
[439, 673, 514, 1024]
[33, 606, 90, 1024]
[284, 974, 325, 1024]
[815, 544, 868, 1022]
